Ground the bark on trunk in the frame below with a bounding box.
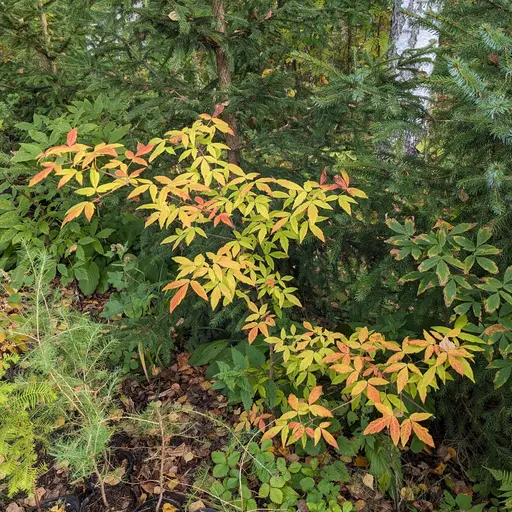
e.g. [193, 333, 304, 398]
[38, 0, 57, 73]
[212, 0, 241, 165]
[389, 0, 440, 156]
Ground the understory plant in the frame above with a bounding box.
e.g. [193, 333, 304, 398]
[29, 115, 483, 460]
[0, 248, 121, 498]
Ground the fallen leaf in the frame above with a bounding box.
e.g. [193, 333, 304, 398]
[6, 503, 24, 512]
[355, 455, 370, 467]
[362, 473, 374, 490]
[167, 479, 180, 490]
[24, 487, 45, 507]
[355, 499, 366, 511]
[189, 500, 206, 512]
[413, 500, 434, 512]
[400, 487, 415, 501]
[183, 451, 194, 462]
[432, 462, 446, 476]
[455, 480, 473, 496]
[163, 504, 179, 512]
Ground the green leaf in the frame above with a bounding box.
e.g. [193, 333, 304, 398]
[475, 244, 501, 256]
[444, 278, 457, 307]
[270, 475, 286, 488]
[443, 255, 464, 269]
[418, 256, 440, 272]
[264, 380, 278, 408]
[386, 218, 405, 234]
[57, 264, 69, 277]
[76, 260, 100, 295]
[450, 223, 476, 235]
[227, 451, 241, 467]
[453, 236, 476, 251]
[477, 226, 493, 247]
[300, 477, 315, 491]
[436, 259, 450, 286]
[504, 266, 512, 284]
[494, 366, 512, 389]
[456, 493, 472, 510]
[231, 348, 247, 370]
[464, 255, 475, 273]
[269, 487, 284, 504]
[486, 293, 501, 313]
[0, 199, 15, 211]
[477, 257, 499, 274]
[0, 211, 20, 229]
[211, 451, 226, 465]
[96, 228, 115, 239]
[404, 217, 415, 236]
[213, 464, 229, 478]
[259, 483, 270, 498]
[418, 274, 438, 295]
[288, 462, 302, 474]
[399, 271, 424, 283]
[454, 302, 472, 316]
[320, 461, 350, 482]
[189, 339, 229, 366]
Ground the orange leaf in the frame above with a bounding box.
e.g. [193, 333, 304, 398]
[321, 429, 338, 448]
[323, 353, 344, 363]
[330, 363, 353, 374]
[169, 283, 189, 312]
[288, 394, 299, 411]
[412, 422, 435, 448]
[136, 142, 155, 157]
[67, 128, 78, 146]
[320, 166, 327, 185]
[190, 281, 208, 301]
[162, 279, 190, 291]
[374, 403, 393, 417]
[309, 405, 333, 418]
[290, 424, 305, 442]
[62, 202, 87, 226]
[29, 167, 54, 187]
[400, 419, 412, 446]
[389, 416, 400, 446]
[363, 417, 390, 435]
[448, 355, 464, 376]
[409, 413, 432, 422]
[84, 202, 95, 221]
[384, 362, 406, 373]
[271, 217, 288, 233]
[261, 425, 282, 441]
[308, 386, 323, 405]
[351, 380, 367, 396]
[248, 326, 258, 344]
[397, 367, 409, 393]
[365, 385, 381, 404]
[57, 173, 75, 189]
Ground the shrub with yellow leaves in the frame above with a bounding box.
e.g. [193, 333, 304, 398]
[30, 115, 481, 452]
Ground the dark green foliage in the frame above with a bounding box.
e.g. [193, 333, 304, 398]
[426, 2, 512, 237]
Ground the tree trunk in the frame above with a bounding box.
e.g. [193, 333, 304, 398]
[38, 0, 57, 73]
[389, 0, 440, 156]
[212, 0, 241, 165]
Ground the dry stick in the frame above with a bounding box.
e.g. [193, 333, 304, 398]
[92, 458, 109, 508]
[155, 406, 166, 512]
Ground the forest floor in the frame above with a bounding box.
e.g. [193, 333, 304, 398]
[2, 292, 479, 512]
